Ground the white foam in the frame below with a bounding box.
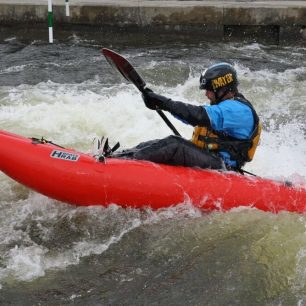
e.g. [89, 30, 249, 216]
[6, 245, 47, 281]
[0, 47, 306, 288]
[0, 65, 27, 74]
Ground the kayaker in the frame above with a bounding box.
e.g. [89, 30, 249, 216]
[113, 63, 261, 172]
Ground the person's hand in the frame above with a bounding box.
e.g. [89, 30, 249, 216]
[142, 88, 170, 110]
[142, 88, 157, 110]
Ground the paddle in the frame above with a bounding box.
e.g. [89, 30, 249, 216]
[101, 48, 181, 137]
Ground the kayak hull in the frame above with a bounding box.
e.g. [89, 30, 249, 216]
[0, 130, 305, 213]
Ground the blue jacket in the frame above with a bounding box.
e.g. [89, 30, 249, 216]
[204, 99, 255, 167]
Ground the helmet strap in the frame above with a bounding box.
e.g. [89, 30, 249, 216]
[215, 88, 237, 104]
[215, 89, 228, 104]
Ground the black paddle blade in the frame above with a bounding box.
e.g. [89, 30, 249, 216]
[102, 48, 146, 92]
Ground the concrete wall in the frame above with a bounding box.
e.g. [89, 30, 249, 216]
[0, 1, 305, 44]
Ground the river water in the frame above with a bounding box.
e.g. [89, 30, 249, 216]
[0, 33, 306, 305]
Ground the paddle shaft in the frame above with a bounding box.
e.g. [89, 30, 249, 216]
[156, 109, 180, 136]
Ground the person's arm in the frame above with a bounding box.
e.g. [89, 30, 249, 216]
[142, 90, 211, 128]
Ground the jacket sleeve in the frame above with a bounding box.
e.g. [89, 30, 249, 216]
[161, 99, 212, 128]
[143, 90, 212, 128]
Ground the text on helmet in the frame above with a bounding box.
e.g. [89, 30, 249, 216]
[212, 73, 233, 90]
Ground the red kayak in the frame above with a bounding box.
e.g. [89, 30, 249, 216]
[0, 130, 305, 213]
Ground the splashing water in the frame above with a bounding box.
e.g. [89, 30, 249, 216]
[0, 38, 305, 304]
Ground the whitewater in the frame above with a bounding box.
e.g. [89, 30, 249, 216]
[0, 37, 306, 305]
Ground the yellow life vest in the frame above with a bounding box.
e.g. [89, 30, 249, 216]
[191, 96, 261, 168]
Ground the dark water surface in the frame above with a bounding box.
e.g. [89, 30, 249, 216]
[0, 32, 306, 305]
